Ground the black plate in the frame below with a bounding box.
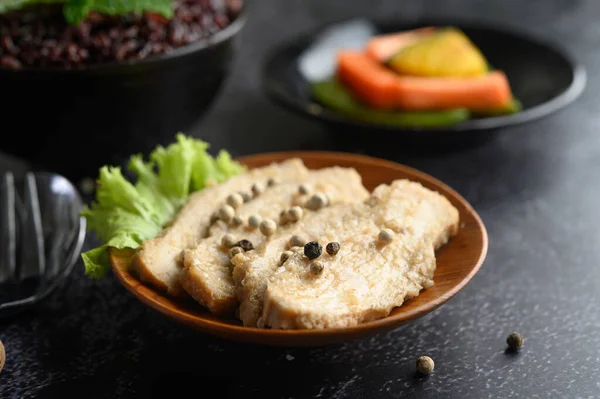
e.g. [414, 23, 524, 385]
[262, 18, 586, 145]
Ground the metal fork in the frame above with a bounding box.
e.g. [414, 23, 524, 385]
[0, 171, 86, 317]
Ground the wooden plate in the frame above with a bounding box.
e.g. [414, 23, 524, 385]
[109, 152, 488, 346]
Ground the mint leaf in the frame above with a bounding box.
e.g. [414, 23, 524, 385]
[64, 0, 173, 24]
[0, 0, 173, 25]
[63, 0, 91, 24]
[0, 0, 64, 13]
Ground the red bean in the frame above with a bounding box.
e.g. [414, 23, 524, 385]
[213, 14, 228, 29]
[66, 43, 78, 56]
[124, 26, 139, 39]
[1, 36, 18, 55]
[137, 42, 153, 59]
[0, 0, 237, 69]
[75, 22, 91, 40]
[78, 47, 89, 59]
[1, 55, 22, 70]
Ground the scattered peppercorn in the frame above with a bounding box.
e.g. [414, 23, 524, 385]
[239, 191, 252, 203]
[251, 182, 264, 197]
[280, 251, 293, 266]
[221, 234, 237, 248]
[226, 193, 244, 209]
[248, 215, 261, 229]
[267, 178, 278, 187]
[231, 215, 243, 227]
[0, 339, 4, 373]
[326, 242, 340, 256]
[260, 219, 277, 236]
[218, 204, 235, 222]
[304, 241, 322, 260]
[287, 206, 303, 222]
[210, 212, 219, 224]
[310, 261, 324, 275]
[235, 239, 254, 252]
[229, 246, 244, 258]
[298, 184, 311, 195]
[305, 193, 328, 210]
[79, 177, 96, 195]
[290, 235, 306, 248]
[279, 209, 289, 224]
[416, 356, 434, 375]
[378, 229, 395, 244]
[506, 332, 524, 350]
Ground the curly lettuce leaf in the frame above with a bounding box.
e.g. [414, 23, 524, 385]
[214, 150, 247, 183]
[127, 154, 176, 226]
[149, 134, 200, 207]
[64, 0, 173, 24]
[81, 134, 246, 278]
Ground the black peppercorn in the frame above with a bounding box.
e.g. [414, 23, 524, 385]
[506, 332, 524, 350]
[304, 241, 322, 260]
[326, 242, 340, 256]
[235, 239, 254, 252]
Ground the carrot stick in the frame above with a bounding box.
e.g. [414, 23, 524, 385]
[336, 51, 513, 111]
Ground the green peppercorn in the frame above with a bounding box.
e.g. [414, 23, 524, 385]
[304, 241, 322, 260]
[239, 191, 252, 203]
[221, 234, 237, 248]
[287, 206, 303, 222]
[267, 178, 278, 187]
[290, 235, 306, 248]
[229, 246, 244, 258]
[251, 182, 264, 197]
[218, 204, 235, 222]
[280, 251, 293, 266]
[378, 228, 395, 244]
[326, 242, 340, 256]
[231, 215, 243, 227]
[416, 356, 434, 375]
[310, 261, 324, 275]
[226, 193, 244, 209]
[298, 184, 311, 195]
[279, 209, 289, 225]
[248, 214, 261, 228]
[506, 332, 524, 350]
[260, 219, 277, 236]
[305, 193, 328, 210]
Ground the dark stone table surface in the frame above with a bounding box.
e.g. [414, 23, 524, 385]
[1, 0, 599, 397]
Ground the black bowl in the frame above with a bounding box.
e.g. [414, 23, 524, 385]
[0, 8, 246, 183]
[262, 18, 586, 149]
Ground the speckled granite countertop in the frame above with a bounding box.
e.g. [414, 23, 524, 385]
[1, 0, 599, 397]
